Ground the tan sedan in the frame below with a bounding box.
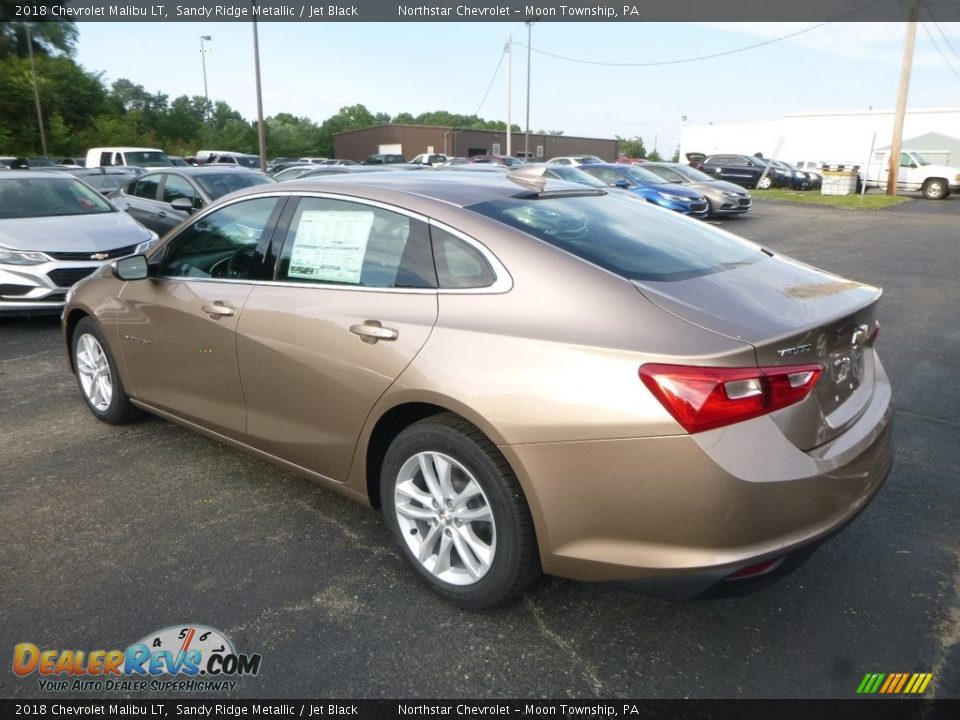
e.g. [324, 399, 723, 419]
[63, 170, 893, 609]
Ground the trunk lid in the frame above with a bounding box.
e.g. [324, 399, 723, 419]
[633, 253, 882, 449]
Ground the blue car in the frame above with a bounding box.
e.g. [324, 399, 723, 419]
[579, 163, 710, 218]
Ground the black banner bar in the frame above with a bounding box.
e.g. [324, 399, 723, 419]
[4, 0, 960, 23]
[1, 699, 958, 720]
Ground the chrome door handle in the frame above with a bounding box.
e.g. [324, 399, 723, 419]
[350, 320, 398, 344]
[201, 301, 235, 320]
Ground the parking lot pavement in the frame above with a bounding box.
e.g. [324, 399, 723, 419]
[1, 199, 957, 700]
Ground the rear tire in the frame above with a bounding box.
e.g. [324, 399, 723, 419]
[380, 413, 541, 609]
[72, 317, 141, 425]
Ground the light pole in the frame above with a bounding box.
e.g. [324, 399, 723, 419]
[200, 35, 212, 108]
[524, 20, 536, 161]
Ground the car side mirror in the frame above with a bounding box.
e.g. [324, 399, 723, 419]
[112, 254, 149, 281]
[614, 179, 631, 189]
[171, 197, 198, 214]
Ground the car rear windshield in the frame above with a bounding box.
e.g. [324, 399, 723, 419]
[467, 193, 763, 282]
[194, 172, 275, 199]
[0, 176, 114, 219]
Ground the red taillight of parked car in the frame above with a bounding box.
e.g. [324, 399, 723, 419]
[639, 363, 823, 434]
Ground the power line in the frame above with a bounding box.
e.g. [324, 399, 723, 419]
[474, 44, 506, 116]
[926, 6, 960, 69]
[920, 20, 960, 83]
[513, 0, 888, 69]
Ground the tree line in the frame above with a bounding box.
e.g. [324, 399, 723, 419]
[1, 16, 668, 161]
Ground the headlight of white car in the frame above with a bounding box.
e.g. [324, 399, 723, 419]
[134, 231, 159, 255]
[0, 247, 49, 266]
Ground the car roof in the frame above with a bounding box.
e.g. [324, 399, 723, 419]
[0, 170, 79, 181]
[139, 166, 262, 176]
[248, 170, 584, 209]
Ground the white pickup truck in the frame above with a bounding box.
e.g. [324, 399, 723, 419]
[861, 149, 960, 199]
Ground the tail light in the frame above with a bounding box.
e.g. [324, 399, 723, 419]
[639, 363, 822, 434]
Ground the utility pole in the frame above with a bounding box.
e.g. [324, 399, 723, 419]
[25, 25, 47, 156]
[886, 0, 921, 196]
[506, 35, 512, 158]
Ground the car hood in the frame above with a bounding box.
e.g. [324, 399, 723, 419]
[919, 163, 960, 176]
[0, 212, 152, 252]
[648, 182, 705, 199]
[688, 179, 748, 194]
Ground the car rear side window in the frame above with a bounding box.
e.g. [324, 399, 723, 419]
[277, 198, 436, 289]
[430, 226, 496, 289]
[467, 194, 763, 282]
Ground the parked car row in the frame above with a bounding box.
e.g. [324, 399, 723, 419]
[686, 153, 822, 191]
[2, 150, 756, 318]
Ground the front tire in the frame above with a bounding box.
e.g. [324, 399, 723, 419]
[380, 414, 540, 609]
[757, 176, 772, 190]
[72, 317, 141, 424]
[922, 178, 948, 200]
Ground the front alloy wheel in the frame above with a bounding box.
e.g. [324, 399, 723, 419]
[72, 317, 141, 424]
[757, 175, 773, 190]
[76, 333, 113, 412]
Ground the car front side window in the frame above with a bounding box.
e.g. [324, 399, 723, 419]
[159, 197, 278, 280]
[162, 174, 199, 206]
[133, 176, 160, 200]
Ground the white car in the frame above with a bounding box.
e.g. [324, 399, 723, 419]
[410, 153, 449, 166]
[546, 155, 605, 166]
[0, 172, 156, 315]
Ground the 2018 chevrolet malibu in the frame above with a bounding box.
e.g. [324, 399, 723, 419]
[62, 169, 893, 608]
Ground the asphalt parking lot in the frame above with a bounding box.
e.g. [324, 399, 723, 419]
[1, 197, 958, 700]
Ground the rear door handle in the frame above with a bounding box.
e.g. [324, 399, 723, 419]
[350, 320, 398, 344]
[201, 301, 235, 320]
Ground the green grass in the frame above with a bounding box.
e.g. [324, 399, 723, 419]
[753, 188, 911, 209]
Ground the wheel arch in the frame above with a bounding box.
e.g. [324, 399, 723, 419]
[362, 398, 510, 509]
[64, 308, 91, 374]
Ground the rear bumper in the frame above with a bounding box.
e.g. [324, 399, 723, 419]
[500, 357, 893, 591]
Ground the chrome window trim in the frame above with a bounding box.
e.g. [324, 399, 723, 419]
[426, 219, 513, 295]
[154, 190, 513, 295]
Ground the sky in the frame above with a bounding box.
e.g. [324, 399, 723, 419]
[73, 20, 960, 156]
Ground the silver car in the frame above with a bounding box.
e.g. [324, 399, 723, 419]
[0, 171, 156, 315]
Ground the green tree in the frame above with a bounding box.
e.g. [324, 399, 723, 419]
[316, 104, 382, 156]
[0, 54, 107, 153]
[265, 113, 322, 157]
[0, 11, 78, 59]
[616, 135, 647, 160]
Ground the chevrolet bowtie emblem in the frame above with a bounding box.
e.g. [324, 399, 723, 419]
[90, 252, 109, 260]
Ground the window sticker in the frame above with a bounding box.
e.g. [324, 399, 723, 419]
[288, 210, 373, 283]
